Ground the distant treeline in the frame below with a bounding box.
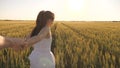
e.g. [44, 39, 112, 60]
[0, 19, 34, 21]
[112, 21, 120, 22]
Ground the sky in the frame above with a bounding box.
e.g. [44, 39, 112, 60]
[0, 0, 120, 21]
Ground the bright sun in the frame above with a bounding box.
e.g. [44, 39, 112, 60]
[68, 0, 85, 11]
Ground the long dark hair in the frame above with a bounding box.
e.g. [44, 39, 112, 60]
[30, 10, 54, 37]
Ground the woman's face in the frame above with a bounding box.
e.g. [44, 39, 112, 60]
[46, 19, 53, 27]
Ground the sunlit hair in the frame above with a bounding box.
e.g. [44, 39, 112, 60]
[30, 10, 54, 37]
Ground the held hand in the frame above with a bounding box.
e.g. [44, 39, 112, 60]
[10, 38, 28, 52]
[0, 36, 28, 51]
[12, 42, 27, 52]
[0, 36, 5, 50]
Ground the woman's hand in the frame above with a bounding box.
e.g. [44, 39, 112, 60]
[8, 38, 28, 52]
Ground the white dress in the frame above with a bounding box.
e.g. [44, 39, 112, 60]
[28, 30, 55, 68]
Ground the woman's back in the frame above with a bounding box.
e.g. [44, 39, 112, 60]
[33, 36, 52, 52]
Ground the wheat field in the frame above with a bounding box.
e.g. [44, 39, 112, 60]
[0, 20, 120, 68]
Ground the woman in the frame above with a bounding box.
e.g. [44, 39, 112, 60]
[0, 10, 55, 68]
[26, 10, 55, 68]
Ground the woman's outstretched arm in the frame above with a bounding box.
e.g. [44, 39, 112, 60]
[25, 32, 31, 40]
[0, 26, 49, 50]
[25, 26, 49, 46]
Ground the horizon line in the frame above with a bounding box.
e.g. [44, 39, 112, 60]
[0, 19, 120, 22]
[0, 18, 120, 21]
